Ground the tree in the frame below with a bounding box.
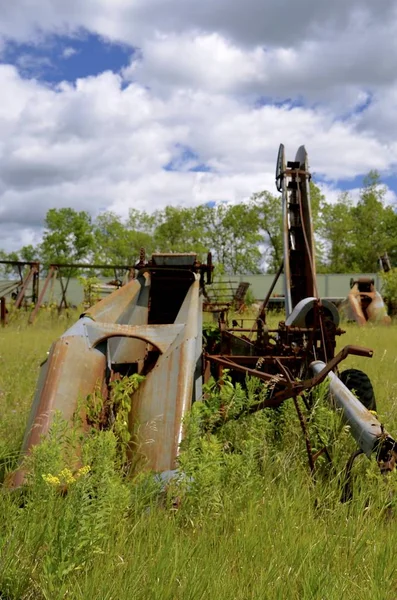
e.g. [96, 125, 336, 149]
[203, 203, 262, 274]
[20, 245, 39, 262]
[94, 212, 153, 267]
[317, 192, 356, 273]
[40, 208, 94, 266]
[350, 171, 397, 272]
[251, 181, 326, 273]
[0, 249, 20, 277]
[251, 191, 282, 272]
[154, 206, 208, 256]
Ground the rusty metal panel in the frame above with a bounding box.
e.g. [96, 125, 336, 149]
[109, 273, 150, 365]
[11, 336, 106, 487]
[281, 145, 316, 316]
[84, 320, 185, 354]
[129, 276, 202, 471]
[84, 277, 143, 323]
[152, 253, 197, 267]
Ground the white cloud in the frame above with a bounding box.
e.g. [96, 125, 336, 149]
[123, 17, 397, 113]
[0, 0, 395, 49]
[1, 63, 397, 252]
[1, 0, 397, 108]
[62, 46, 77, 59]
[1, 1, 397, 252]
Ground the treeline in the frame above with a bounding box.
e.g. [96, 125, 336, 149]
[1, 171, 396, 275]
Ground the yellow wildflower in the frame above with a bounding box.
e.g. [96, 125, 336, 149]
[42, 474, 61, 486]
[76, 465, 91, 478]
[58, 468, 76, 484]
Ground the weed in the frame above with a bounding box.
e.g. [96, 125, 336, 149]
[1, 314, 397, 598]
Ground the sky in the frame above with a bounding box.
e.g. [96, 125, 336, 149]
[1, 0, 397, 252]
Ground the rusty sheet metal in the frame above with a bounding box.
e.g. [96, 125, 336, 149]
[14, 263, 39, 309]
[110, 272, 150, 365]
[84, 320, 185, 354]
[281, 145, 316, 317]
[129, 275, 202, 472]
[29, 265, 56, 324]
[152, 253, 197, 267]
[311, 360, 386, 457]
[11, 335, 106, 487]
[84, 276, 144, 323]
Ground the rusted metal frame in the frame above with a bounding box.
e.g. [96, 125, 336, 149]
[312, 445, 332, 465]
[284, 154, 317, 313]
[229, 328, 259, 333]
[207, 344, 372, 391]
[293, 394, 315, 474]
[271, 345, 374, 404]
[32, 265, 39, 305]
[302, 345, 373, 388]
[279, 326, 344, 334]
[206, 344, 374, 419]
[58, 267, 72, 311]
[258, 261, 284, 321]
[14, 264, 38, 309]
[273, 356, 294, 386]
[220, 329, 256, 349]
[204, 300, 234, 306]
[28, 266, 56, 324]
[308, 300, 329, 363]
[209, 355, 303, 364]
[233, 325, 344, 335]
[50, 262, 134, 270]
[0, 260, 38, 266]
[284, 168, 310, 177]
[205, 353, 289, 386]
[293, 396, 333, 475]
[138, 267, 198, 281]
[17, 264, 23, 287]
[209, 281, 239, 287]
[341, 449, 364, 503]
[0, 297, 6, 326]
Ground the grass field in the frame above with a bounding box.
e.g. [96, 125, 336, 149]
[1, 312, 397, 599]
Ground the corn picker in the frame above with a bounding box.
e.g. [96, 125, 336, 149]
[10, 145, 397, 492]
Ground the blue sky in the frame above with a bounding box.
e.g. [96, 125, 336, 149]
[2, 32, 134, 83]
[0, 0, 396, 251]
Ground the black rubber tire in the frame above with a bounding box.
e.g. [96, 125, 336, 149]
[339, 369, 377, 412]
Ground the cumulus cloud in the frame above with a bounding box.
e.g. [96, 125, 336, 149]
[1, 0, 397, 107]
[0, 0, 395, 48]
[1, 0, 397, 252]
[1, 62, 397, 251]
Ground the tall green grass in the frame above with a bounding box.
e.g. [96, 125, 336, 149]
[1, 314, 397, 599]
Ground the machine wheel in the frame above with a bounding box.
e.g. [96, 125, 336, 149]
[339, 369, 377, 412]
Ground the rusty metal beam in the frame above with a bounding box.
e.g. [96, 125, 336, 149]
[49, 262, 134, 270]
[0, 297, 6, 326]
[0, 260, 39, 267]
[206, 345, 374, 417]
[258, 261, 284, 320]
[28, 266, 56, 324]
[14, 264, 39, 309]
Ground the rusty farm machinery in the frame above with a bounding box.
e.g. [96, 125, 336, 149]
[9, 145, 397, 494]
